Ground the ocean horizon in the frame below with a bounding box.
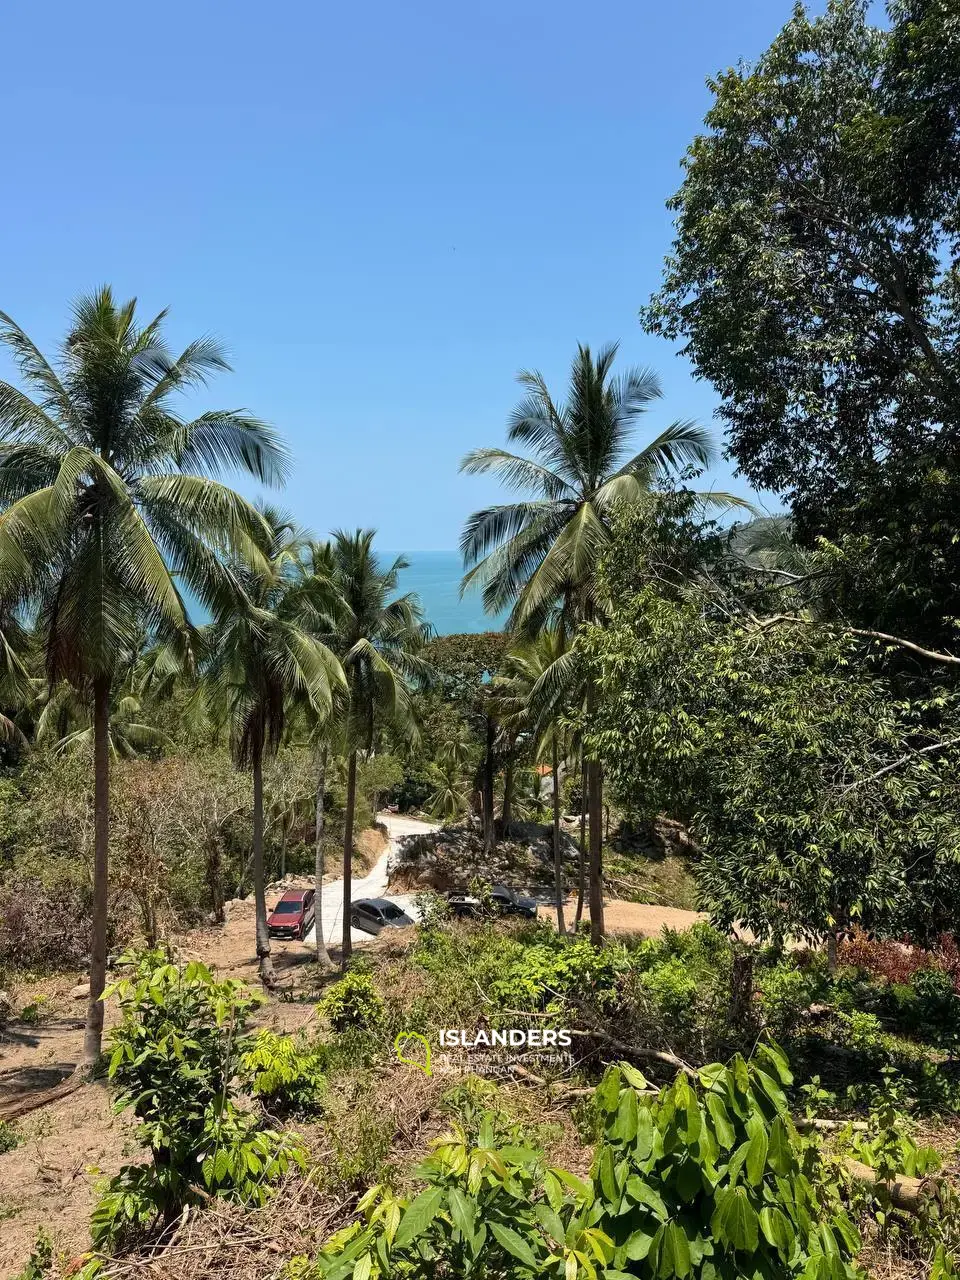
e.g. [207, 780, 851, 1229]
[384, 550, 507, 636]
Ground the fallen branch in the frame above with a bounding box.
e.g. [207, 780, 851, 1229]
[843, 1158, 940, 1214]
[0, 1064, 89, 1120]
[796, 1117, 868, 1133]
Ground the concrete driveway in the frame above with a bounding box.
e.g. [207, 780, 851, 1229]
[303, 812, 434, 949]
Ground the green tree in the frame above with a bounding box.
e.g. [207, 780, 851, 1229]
[643, 0, 960, 647]
[0, 287, 285, 1060]
[423, 631, 508, 852]
[327, 530, 430, 966]
[583, 504, 960, 947]
[204, 509, 344, 985]
[460, 342, 742, 942]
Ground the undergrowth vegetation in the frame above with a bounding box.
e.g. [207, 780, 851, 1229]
[49, 916, 960, 1280]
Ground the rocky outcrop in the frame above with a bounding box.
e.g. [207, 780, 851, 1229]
[387, 819, 580, 893]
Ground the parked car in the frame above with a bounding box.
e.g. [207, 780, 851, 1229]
[267, 888, 316, 940]
[447, 884, 538, 920]
[350, 897, 414, 935]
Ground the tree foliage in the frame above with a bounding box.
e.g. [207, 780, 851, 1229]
[644, 0, 960, 643]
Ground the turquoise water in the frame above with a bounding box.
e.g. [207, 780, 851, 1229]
[387, 550, 507, 636]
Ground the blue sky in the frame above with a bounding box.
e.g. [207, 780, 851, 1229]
[1, 0, 850, 551]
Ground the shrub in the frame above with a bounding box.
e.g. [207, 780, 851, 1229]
[310, 1043, 863, 1280]
[91, 949, 305, 1251]
[317, 968, 384, 1033]
[0, 1118, 20, 1154]
[489, 931, 629, 1012]
[635, 955, 699, 1025]
[0, 877, 91, 973]
[240, 1029, 326, 1115]
[758, 963, 822, 1039]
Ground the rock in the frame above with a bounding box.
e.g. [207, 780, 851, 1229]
[70, 983, 90, 1000]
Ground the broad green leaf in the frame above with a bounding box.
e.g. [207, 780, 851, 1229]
[706, 1094, 736, 1150]
[767, 1116, 793, 1176]
[710, 1185, 759, 1253]
[619, 1062, 649, 1092]
[614, 1088, 639, 1143]
[490, 1221, 540, 1270]
[759, 1206, 794, 1256]
[448, 1187, 475, 1239]
[651, 1222, 691, 1279]
[599, 1148, 618, 1205]
[745, 1125, 768, 1185]
[596, 1068, 622, 1114]
[625, 1177, 667, 1220]
[353, 1253, 372, 1280]
[536, 1201, 566, 1244]
[624, 1230, 655, 1261]
[634, 1106, 655, 1161]
[394, 1185, 444, 1249]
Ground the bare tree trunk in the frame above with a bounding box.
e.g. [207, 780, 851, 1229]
[481, 715, 496, 854]
[341, 749, 358, 970]
[552, 740, 566, 936]
[314, 746, 334, 970]
[575, 760, 587, 926]
[827, 931, 839, 975]
[727, 946, 755, 1027]
[83, 676, 111, 1065]
[586, 680, 604, 944]
[252, 750, 275, 988]
[501, 755, 514, 834]
[207, 838, 225, 924]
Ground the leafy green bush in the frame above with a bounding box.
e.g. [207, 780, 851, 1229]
[240, 1029, 326, 1115]
[309, 1042, 863, 1280]
[317, 968, 385, 1033]
[757, 964, 822, 1039]
[12, 1228, 53, 1280]
[635, 955, 699, 1025]
[91, 949, 305, 1250]
[489, 932, 629, 1013]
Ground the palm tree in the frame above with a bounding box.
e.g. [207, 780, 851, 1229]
[327, 530, 430, 966]
[426, 739, 472, 822]
[297, 540, 349, 971]
[203, 509, 345, 986]
[0, 288, 286, 1061]
[33, 681, 170, 757]
[496, 628, 579, 934]
[461, 342, 747, 943]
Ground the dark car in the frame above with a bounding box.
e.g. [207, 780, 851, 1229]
[267, 888, 316, 940]
[350, 897, 414, 936]
[447, 884, 538, 920]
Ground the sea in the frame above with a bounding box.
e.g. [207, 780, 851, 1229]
[385, 550, 506, 636]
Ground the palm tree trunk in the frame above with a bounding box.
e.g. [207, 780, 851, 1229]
[575, 760, 587, 926]
[552, 739, 566, 936]
[481, 715, 496, 854]
[253, 749, 275, 988]
[82, 675, 111, 1065]
[585, 680, 604, 944]
[315, 746, 334, 970]
[587, 755, 604, 944]
[341, 748, 358, 969]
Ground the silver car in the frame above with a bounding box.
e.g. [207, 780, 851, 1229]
[350, 897, 414, 935]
